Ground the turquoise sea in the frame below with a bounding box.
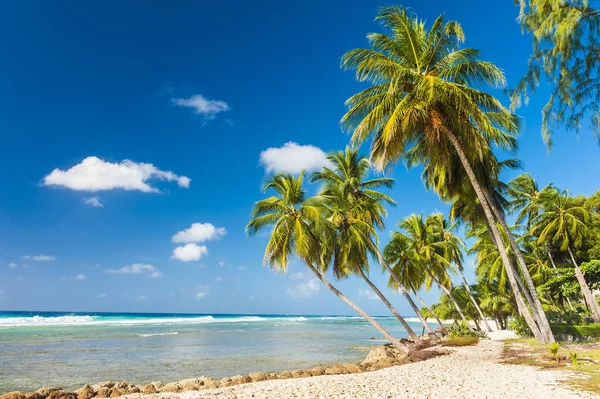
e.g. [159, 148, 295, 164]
[0, 311, 425, 393]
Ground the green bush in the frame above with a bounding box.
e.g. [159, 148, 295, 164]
[448, 321, 487, 338]
[546, 310, 587, 325]
[443, 336, 479, 346]
[508, 316, 532, 337]
[551, 324, 600, 338]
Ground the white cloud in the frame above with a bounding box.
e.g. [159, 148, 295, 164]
[97, 293, 107, 299]
[196, 285, 210, 300]
[215, 276, 223, 282]
[137, 295, 147, 301]
[82, 196, 103, 208]
[359, 288, 380, 301]
[172, 94, 230, 119]
[171, 243, 208, 262]
[286, 278, 320, 299]
[171, 223, 227, 243]
[290, 272, 304, 280]
[219, 261, 225, 267]
[259, 142, 331, 174]
[105, 263, 162, 278]
[7, 263, 17, 270]
[74, 274, 87, 280]
[21, 255, 56, 261]
[42, 156, 190, 193]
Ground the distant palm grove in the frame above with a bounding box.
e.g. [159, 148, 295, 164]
[247, 4, 600, 350]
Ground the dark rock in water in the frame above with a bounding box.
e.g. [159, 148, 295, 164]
[277, 371, 292, 379]
[291, 370, 312, 379]
[0, 391, 26, 399]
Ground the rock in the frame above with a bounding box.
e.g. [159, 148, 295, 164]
[1, 391, 26, 399]
[325, 364, 349, 375]
[75, 385, 94, 399]
[202, 380, 220, 390]
[308, 366, 326, 376]
[291, 370, 312, 379]
[230, 375, 252, 385]
[108, 388, 122, 398]
[150, 382, 163, 390]
[140, 384, 156, 394]
[114, 383, 128, 390]
[277, 371, 293, 379]
[126, 387, 140, 394]
[48, 391, 74, 399]
[159, 383, 181, 393]
[219, 378, 234, 388]
[100, 383, 114, 389]
[267, 373, 278, 380]
[36, 388, 61, 399]
[94, 388, 111, 398]
[342, 363, 363, 373]
[179, 378, 203, 391]
[25, 393, 44, 399]
[248, 372, 269, 382]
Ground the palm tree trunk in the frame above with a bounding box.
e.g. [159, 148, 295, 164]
[567, 247, 600, 323]
[426, 270, 474, 332]
[458, 269, 492, 332]
[305, 263, 410, 354]
[369, 241, 436, 335]
[481, 187, 555, 342]
[566, 296, 575, 311]
[355, 266, 422, 343]
[412, 290, 444, 328]
[443, 128, 546, 341]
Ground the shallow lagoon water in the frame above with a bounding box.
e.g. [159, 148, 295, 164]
[0, 311, 424, 393]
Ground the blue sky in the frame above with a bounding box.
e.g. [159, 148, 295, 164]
[1, 0, 599, 316]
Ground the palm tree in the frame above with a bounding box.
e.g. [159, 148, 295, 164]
[341, 6, 554, 342]
[427, 213, 493, 332]
[508, 173, 547, 229]
[312, 148, 437, 337]
[385, 232, 443, 331]
[532, 187, 600, 322]
[246, 172, 409, 352]
[313, 152, 421, 342]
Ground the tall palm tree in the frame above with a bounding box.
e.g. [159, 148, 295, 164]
[427, 213, 492, 332]
[508, 173, 547, 229]
[313, 153, 422, 342]
[341, 6, 554, 342]
[533, 187, 600, 322]
[246, 173, 409, 353]
[313, 148, 437, 337]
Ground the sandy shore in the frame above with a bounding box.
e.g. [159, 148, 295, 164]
[121, 340, 598, 399]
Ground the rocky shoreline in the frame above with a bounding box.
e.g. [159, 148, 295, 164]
[0, 341, 449, 399]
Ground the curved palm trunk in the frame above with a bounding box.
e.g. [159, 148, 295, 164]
[305, 263, 409, 354]
[444, 128, 547, 341]
[481, 187, 555, 342]
[458, 269, 492, 332]
[412, 290, 444, 328]
[568, 247, 600, 323]
[369, 242, 436, 336]
[426, 270, 474, 332]
[355, 266, 422, 343]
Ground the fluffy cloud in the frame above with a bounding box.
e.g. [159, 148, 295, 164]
[171, 243, 208, 262]
[196, 285, 210, 300]
[171, 223, 227, 243]
[358, 288, 379, 301]
[97, 293, 107, 299]
[42, 156, 190, 193]
[21, 255, 56, 261]
[82, 196, 103, 208]
[105, 263, 162, 278]
[74, 274, 87, 280]
[259, 142, 331, 174]
[286, 278, 320, 299]
[172, 95, 229, 119]
[7, 263, 17, 270]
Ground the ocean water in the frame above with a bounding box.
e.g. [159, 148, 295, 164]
[0, 311, 425, 393]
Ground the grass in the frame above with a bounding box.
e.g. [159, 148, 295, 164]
[441, 336, 479, 347]
[502, 338, 600, 395]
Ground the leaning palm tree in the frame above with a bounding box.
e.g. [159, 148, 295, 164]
[341, 6, 554, 342]
[508, 173, 548, 230]
[532, 187, 600, 322]
[246, 172, 409, 352]
[427, 213, 492, 332]
[318, 182, 422, 342]
[313, 148, 436, 337]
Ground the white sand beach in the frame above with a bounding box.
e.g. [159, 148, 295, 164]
[119, 340, 597, 399]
